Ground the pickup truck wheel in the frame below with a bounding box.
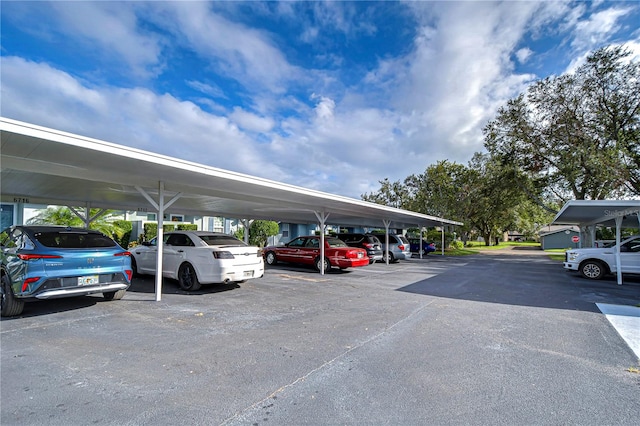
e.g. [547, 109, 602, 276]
[580, 260, 606, 280]
[1, 273, 24, 317]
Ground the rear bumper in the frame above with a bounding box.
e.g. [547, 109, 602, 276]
[334, 258, 370, 268]
[200, 264, 265, 283]
[33, 283, 129, 299]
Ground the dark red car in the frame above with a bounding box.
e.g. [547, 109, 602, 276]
[264, 236, 369, 272]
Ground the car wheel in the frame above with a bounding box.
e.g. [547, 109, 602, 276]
[315, 257, 330, 273]
[1, 273, 24, 317]
[265, 251, 277, 266]
[178, 263, 202, 291]
[580, 260, 606, 280]
[383, 252, 395, 263]
[103, 289, 127, 301]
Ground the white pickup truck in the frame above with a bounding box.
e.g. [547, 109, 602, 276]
[563, 235, 640, 279]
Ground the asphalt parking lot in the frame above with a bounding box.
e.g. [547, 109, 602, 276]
[2, 249, 639, 425]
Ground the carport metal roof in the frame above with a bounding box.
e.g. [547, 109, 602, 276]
[552, 200, 640, 228]
[552, 199, 639, 285]
[1, 117, 461, 230]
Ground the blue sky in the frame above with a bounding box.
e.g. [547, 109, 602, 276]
[2, 1, 639, 199]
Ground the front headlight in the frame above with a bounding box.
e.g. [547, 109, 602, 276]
[567, 252, 579, 261]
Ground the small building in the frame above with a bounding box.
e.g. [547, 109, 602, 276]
[538, 225, 580, 250]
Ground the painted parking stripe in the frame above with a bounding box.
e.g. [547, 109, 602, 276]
[596, 303, 640, 360]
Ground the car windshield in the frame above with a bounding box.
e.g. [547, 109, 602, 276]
[34, 231, 117, 248]
[326, 237, 348, 248]
[199, 235, 246, 246]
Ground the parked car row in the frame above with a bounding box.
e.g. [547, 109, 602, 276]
[262, 232, 433, 272]
[1, 226, 433, 317]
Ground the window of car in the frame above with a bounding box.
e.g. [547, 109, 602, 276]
[305, 238, 320, 248]
[199, 235, 246, 246]
[287, 237, 306, 248]
[165, 233, 194, 247]
[326, 237, 348, 248]
[35, 231, 117, 248]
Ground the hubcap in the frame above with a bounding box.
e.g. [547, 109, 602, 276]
[584, 264, 600, 278]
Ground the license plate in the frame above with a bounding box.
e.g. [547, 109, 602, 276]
[78, 275, 99, 286]
[243, 271, 254, 278]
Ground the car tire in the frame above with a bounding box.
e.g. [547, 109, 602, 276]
[265, 251, 277, 266]
[383, 252, 395, 263]
[315, 257, 330, 273]
[178, 263, 202, 291]
[580, 260, 607, 280]
[103, 289, 127, 301]
[1, 273, 24, 317]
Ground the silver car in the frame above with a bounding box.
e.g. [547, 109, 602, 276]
[378, 233, 412, 263]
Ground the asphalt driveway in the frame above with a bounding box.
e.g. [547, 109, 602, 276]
[1, 250, 639, 425]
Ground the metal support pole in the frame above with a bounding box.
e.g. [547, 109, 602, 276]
[615, 216, 622, 286]
[383, 219, 391, 265]
[314, 211, 330, 275]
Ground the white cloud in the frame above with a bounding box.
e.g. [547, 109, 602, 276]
[48, 2, 163, 78]
[516, 47, 534, 64]
[229, 108, 275, 133]
[146, 2, 302, 95]
[0, 56, 286, 182]
[572, 7, 633, 51]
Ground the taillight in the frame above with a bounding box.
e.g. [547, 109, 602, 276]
[398, 245, 405, 251]
[114, 251, 131, 257]
[17, 254, 62, 260]
[363, 243, 373, 249]
[125, 270, 133, 281]
[22, 277, 40, 292]
[213, 251, 235, 259]
[345, 250, 361, 259]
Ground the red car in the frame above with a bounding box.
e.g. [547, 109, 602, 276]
[264, 236, 369, 272]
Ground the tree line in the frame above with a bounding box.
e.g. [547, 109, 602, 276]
[362, 45, 639, 245]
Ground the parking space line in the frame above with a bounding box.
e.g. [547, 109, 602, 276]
[596, 303, 640, 360]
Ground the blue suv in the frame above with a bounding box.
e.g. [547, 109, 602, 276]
[1, 225, 132, 317]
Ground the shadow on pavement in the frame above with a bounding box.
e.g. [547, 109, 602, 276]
[397, 253, 640, 313]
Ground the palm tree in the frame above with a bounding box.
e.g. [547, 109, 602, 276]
[26, 206, 125, 241]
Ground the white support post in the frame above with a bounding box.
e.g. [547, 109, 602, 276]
[314, 211, 330, 275]
[419, 226, 424, 259]
[241, 219, 251, 244]
[155, 182, 165, 301]
[135, 183, 184, 301]
[615, 216, 622, 286]
[383, 219, 391, 265]
[441, 224, 445, 256]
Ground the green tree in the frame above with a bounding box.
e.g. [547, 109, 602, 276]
[484, 45, 640, 200]
[361, 178, 409, 208]
[462, 153, 527, 246]
[248, 220, 279, 247]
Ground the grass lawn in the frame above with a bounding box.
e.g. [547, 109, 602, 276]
[430, 241, 567, 261]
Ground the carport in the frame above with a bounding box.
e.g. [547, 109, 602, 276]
[1, 117, 461, 299]
[552, 199, 640, 285]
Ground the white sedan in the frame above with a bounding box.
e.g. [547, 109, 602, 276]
[130, 231, 264, 291]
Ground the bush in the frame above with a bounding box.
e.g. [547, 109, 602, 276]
[112, 220, 132, 248]
[143, 223, 176, 241]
